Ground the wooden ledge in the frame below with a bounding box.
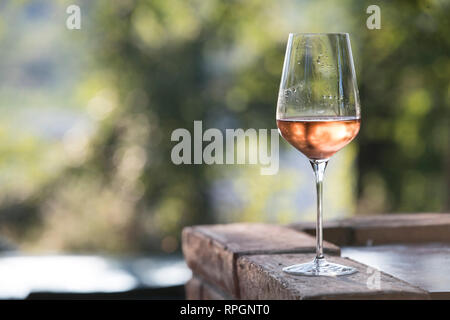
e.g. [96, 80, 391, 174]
[237, 253, 429, 300]
[182, 223, 339, 298]
[182, 222, 433, 299]
[290, 213, 450, 246]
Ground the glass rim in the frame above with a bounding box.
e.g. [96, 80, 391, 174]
[288, 32, 349, 36]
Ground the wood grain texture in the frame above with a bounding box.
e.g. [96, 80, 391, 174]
[342, 243, 450, 294]
[185, 277, 202, 300]
[182, 223, 340, 297]
[202, 280, 232, 300]
[290, 213, 450, 246]
[185, 276, 231, 300]
[237, 253, 430, 300]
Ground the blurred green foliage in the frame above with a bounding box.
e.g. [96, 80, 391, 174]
[0, 0, 448, 254]
[356, 0, 449, 213]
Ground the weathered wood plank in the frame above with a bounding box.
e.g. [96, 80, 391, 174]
[185, 277, 202, 300]
[237, 253, 430, 300]
[182, 223, 340, 298]
[185, 276, 231, 300]
[290, 213, 450, 246]
[342, 243, 450, 295]
[202, 279, 232, 300]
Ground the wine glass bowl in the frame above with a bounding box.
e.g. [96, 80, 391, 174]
[277, 117, 360, 160]
[277, 33, 360, 120]
[276, 33, 361, 276]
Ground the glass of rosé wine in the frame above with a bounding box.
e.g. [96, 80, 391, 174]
[276, 33, 360, 276]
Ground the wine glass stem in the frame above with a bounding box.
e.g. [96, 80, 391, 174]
[310, 159, 328, 260]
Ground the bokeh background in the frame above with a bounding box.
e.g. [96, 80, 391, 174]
[0, 0, 448, 297]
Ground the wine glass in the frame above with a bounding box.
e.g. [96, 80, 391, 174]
[276, 33, 361, 276]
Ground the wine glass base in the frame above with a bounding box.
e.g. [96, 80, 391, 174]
[282, 257, 357, 276]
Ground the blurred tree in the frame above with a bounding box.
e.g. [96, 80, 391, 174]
[355, 0, 449, 213]
[0, 0, 448, 253]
